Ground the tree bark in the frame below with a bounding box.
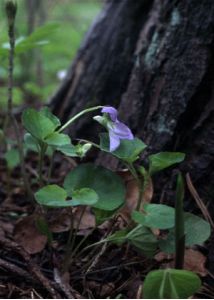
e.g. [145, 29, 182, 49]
[50, 0, 214, 272]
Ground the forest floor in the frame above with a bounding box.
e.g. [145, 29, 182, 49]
[0, 147, 214, 299]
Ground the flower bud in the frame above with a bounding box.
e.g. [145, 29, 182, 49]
[93, 115, 105, 126]
[76, 143, 92, 158]
[5, 1, 17, 27]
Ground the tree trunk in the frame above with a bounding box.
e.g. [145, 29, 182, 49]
[51, 0, 214, 274]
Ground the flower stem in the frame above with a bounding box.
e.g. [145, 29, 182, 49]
[58, 106, 103, 133]
[62, 206, 87, 273]
[126, 162, 144, 211]
[38, 143, 46, 187]
[47, 152, 55, 183]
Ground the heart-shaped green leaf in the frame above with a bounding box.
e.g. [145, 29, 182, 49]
[143, 269, 201, 299]
[148, 152, 185, 175]
[40, 107, 61, 129]
[126, 225, 158, 257]
[35, 184, 73, 207]
[22, 108, 56, 141]
[159, 212, 211, 253]
[132, 204, 175, 229]
[107, 225, 157, 257]
[184, 212, 211, 246]
[100, 133, 147, 163]
[4, 148, 20, 169]
[44, 132, 71, 146]
[64, 163, 125, 211]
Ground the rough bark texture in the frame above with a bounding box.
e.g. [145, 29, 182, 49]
[50, 0, 214, 275]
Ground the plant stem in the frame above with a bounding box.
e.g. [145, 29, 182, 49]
[4, 1, 34, 203]
[77, 139, 100, 149]
[67, 227, 96, 266]
[70, 206, 86, 252]
[47, 152, 54, 183]
[38, 143, 46, 187]
[62, 206, 86, 273]
[126, 163, 144, 211]
[58, 106, 103, 133]
[175, 172, 185, 269]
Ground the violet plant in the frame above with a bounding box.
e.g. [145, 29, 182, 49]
[21, 105, 211, 299]
[2, 2, 211, 298]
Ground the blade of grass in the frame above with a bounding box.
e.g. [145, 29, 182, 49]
[175, 172, 185, 269]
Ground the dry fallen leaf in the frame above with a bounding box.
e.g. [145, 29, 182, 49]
[117, 169, 153, 222]
[125, 275, 143, 299]
[154, 248, 207, 276]
[14, 214, 47, 254]
[184, 249, 207, 276]
[73, 207, 95, 233]
[0, 220, 14, 236]
[49, 211, 71, 233]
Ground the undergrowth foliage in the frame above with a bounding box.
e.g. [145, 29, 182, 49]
[1, 1, 211, 299]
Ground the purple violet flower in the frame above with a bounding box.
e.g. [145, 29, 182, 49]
[101, 106, 134, 152]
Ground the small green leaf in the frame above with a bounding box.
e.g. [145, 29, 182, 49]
[71, 188, 98, 206]
[148, 152, 185, 175]
[184, 212, 211, 246]
[132, 204, 175, 229]
[143, 269, 201, 299]
[107, 225, 158, 257]
[40, 107, 61, 129]
[35, 185, 73, 207]
[100, 133, 147, 163]
[22, 108, 55, 141]
[93, 208, 117, 226]
[24, 133, 39, 153]
[106, 229, 130, 245]
[44, 132, 71, 146]
[64, 163, 125, 211]
[159, 229, 175, 254]
[126, 225, 158, 257]
[4, 148, 20, 169]
[56, 144, 79, 157]
[15, 23, 59, 54]
[159, 212, 211, 253]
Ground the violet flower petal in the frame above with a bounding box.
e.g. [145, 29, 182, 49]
[101, 106, 118, 122]
[108, 130, 121, 152]
[112, 122, 134, 140]
[101, 106, 134, 151]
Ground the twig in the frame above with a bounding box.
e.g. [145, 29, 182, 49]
[186, 173, 214, 229]
[0, 237, 60, 298]
[0, 257, 30, 278]
[54, 268, 83, 299]
[84, 217, 118, 275]
[85, 241, 108, 274]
